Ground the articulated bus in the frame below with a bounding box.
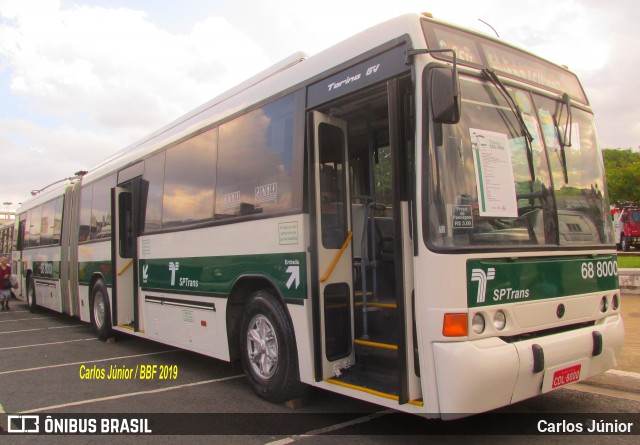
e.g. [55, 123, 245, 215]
[14, 13, 622, 417]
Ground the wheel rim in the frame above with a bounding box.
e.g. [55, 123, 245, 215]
[246, 314, 278, 380]
[27, 285, 34, 306]
[93, 291, 106, 329]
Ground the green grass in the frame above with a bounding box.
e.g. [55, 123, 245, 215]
[617, 255, 640, 268]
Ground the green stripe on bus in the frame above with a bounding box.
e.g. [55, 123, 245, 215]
[33, 261, 61, 280]
[140, 252, 307, 299]
[467, 255, 619, 308]
[78, 261, 113, 286]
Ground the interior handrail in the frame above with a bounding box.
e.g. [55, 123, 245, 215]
[320, 231, 353, 283]
[118, 259, 134, 276]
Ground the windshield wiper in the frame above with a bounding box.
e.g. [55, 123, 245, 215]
[482, 68, 536, 183]
[553, 92, 572, 184]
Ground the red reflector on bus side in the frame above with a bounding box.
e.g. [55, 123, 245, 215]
[443, 313, 468, 337]
[201, 320, 207, 327]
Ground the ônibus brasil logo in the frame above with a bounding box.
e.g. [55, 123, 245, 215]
[470, 268, 496, 304]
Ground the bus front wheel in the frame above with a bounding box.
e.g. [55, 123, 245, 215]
[239, 290, 304, 403]
[90, 280, 112, 341]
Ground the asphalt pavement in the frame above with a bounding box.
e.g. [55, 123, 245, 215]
[1, 292, 638, 441]
[5, 290, 638, 396]
[581, 292, 640, 395]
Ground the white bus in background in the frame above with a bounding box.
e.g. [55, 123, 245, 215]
[14, 13, 622, 418]
[0, 220, 15, 259]
[0, 220, 18, 291]
[15, 180, 80, 314]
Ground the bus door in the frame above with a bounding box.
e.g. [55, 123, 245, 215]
[312, 111, 356, 379]
[112, 178, 143, 331]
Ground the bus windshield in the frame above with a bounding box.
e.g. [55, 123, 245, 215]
[425, 74, 613, 249]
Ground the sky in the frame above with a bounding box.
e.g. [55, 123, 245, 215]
[0, 0, 638, 209]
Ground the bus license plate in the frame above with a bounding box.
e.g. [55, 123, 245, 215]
[550, 364, 582, 390]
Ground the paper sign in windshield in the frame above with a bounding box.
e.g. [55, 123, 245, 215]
[470, 128, 518, 218]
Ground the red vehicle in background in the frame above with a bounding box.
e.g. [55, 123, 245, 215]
[613, 207, 640, 251]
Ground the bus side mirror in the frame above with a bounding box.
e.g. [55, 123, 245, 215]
[430, 67, 461, 124]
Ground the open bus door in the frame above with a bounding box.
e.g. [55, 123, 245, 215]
[312, 111, 356, 380]
[112, 178, 143, 332]
[309, 77, 420, 405]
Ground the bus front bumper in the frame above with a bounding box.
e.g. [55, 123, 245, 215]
[431, 314, 624, 416]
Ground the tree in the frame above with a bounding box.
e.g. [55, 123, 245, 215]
[602, 149, 640, 206]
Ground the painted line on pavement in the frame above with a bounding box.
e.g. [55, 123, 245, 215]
[0, 325, 84, 334]
[0, 338, 97, 351]
[0, 317, 54, 323]
[19, 374, 245, 413]
[0, 349, 180, 375]
[265, 410, 392, 445]
[567, 382, 640, 402]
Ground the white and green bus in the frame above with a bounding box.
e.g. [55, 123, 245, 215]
[14, 13, 622, 417]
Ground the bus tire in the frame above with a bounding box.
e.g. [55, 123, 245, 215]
[622, 235, 631, 252]
[240, 290, 304, 403]
[26, 276, 37, 313]
[90, 280, 112, 341]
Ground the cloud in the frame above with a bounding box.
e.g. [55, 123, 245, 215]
[0, 118, 118, 202]
[0, 1, 270, 206]
[0, 0, 638, 208]
[570, 1, 640, 149]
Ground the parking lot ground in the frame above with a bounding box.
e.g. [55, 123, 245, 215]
[580, 293, 640, 395]
[0, 301, 382, 440]
[1, 296, 639, 441]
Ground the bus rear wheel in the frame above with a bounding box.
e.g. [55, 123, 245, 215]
[239, 290, 304, 403]
[622, 235, 631, 252]
[90, 280, 112, 341]
[26, 276, 37, 313]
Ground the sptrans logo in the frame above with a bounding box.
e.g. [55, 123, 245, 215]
[470, 268, 496, 304]
[169, 262, 180, 286]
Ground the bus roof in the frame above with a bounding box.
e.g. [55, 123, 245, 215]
[17, 179, 76, 213]
[30, 12, 587, 190]
[80, 13, 425, 184]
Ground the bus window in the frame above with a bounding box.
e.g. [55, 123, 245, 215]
[78, 184, 93, 242]
[40, 199, 56, 246]
[91, 175, 115, 240]
[318, 123, 347, 249]
[162, 129, 217, 228]
[52, 196, 63, 245]
[27, 206, 42, 247]
[216, 95, 295, 218]
[143, 151, 165, 232]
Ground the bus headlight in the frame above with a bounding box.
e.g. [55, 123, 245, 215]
[471, 313, 485, 334]
[493, 310, 506, 331]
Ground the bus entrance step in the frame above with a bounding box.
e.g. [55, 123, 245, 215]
[326, 365, 398, 400]
[354, 340, 398, 375]
[354, 309, 398, 342]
